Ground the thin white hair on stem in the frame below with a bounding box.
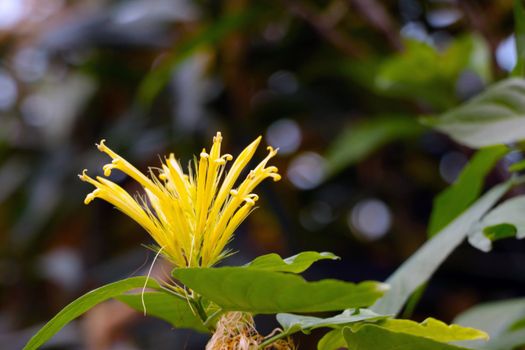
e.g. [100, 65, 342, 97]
[141, 247, 164, 316]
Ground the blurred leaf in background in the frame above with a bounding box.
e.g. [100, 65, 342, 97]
[375, 35, 491, 110]
[1, 0, 525, 349]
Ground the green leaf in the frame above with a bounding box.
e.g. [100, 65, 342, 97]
[513, 0, 525, 77]
[339, 58, 382, 91]
[483, 223, 518, 240]
[277, 309, 387, 334]
[468, 195, 525, 252]
[116, 291, 208, 333]
[343, 325, 474, 350]
[318, 329, 346, 350]
[428, 145, 509, 236]
[375, 35, 490, 110]
[137, 8, 257, 106]
[324, 115, 424, 177]
[510, 317, 525, 331]
[173, 267, 388, 314]
[400, 283, 426, 319]
[422, 78, 525, 148]
[244, 251, 339, 273]
[24, 277, 161, 350]
[509, 158, 525, 172]
[372, 180, 512, 316]
[374, 318, 488, 343]
[454, 297, 525, 349]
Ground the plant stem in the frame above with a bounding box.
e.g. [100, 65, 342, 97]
[203, 308, 224, 330]
[258, 330, 292, 349]
[192, 297, 208, 324]
[160, 285, 190, 301]
[163, 285, 215, 330]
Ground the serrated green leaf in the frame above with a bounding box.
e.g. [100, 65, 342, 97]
[173, 267, 388, 314]
[277, 309, 387, 334]
[318, 329, 346, 350]
[324, 115, 424, 177]
[373, 318, 488, 343]
[372, 181, 512, 316]
[24, 277, 161, 350]
[343, 325, 474, 350]
[422, 78, 525, 148]
[116, 291, 208, 333]
[468, 195, 525, 252]
[428, 146, 508, 237]
[244, 251, 339, 273]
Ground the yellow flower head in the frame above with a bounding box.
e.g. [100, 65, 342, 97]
[79, 132, 280, 267]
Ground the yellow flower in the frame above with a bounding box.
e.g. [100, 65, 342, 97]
[79, 132, 281, 268]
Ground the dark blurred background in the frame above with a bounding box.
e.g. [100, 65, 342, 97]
[1, 0, 524, 349]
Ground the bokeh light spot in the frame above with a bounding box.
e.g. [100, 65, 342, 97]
[439, 151, 467, 184]
[496, 35, 517, 72]
[0, 0, 25, 29]
[287, 152, 326, 190]
[14, 48, 48, 82]
[38, 248, 83, 291]
[0, 71, 18, 111]
[299, 201, 334, 231]
[268, 70, 298, 94]
[21, 95, 53, 127]
[400, 21, 430, 42]
[348, 198, 392, 241]
[266, 119, 301, 155]
[427, 9, 462, 28]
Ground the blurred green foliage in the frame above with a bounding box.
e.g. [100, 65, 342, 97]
[1, 0, 525, 349]
[375, 35, 490, 110]
[428, 145, 508, 237]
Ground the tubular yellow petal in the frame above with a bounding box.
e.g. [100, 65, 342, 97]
[84, 190, 99, 204]
[213, 136, 261, 209]
[80, 133, 279, 267]
[97, 140, 163, 198]
[195, 150, 209, 237]
[204, 136, 262, 239]
[209, 132, 223, 160]
[164, 156, 194, 218]
[209, 199, 256, 265]
[78, 169, 98, 186]
[207, 144, 280, 250]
